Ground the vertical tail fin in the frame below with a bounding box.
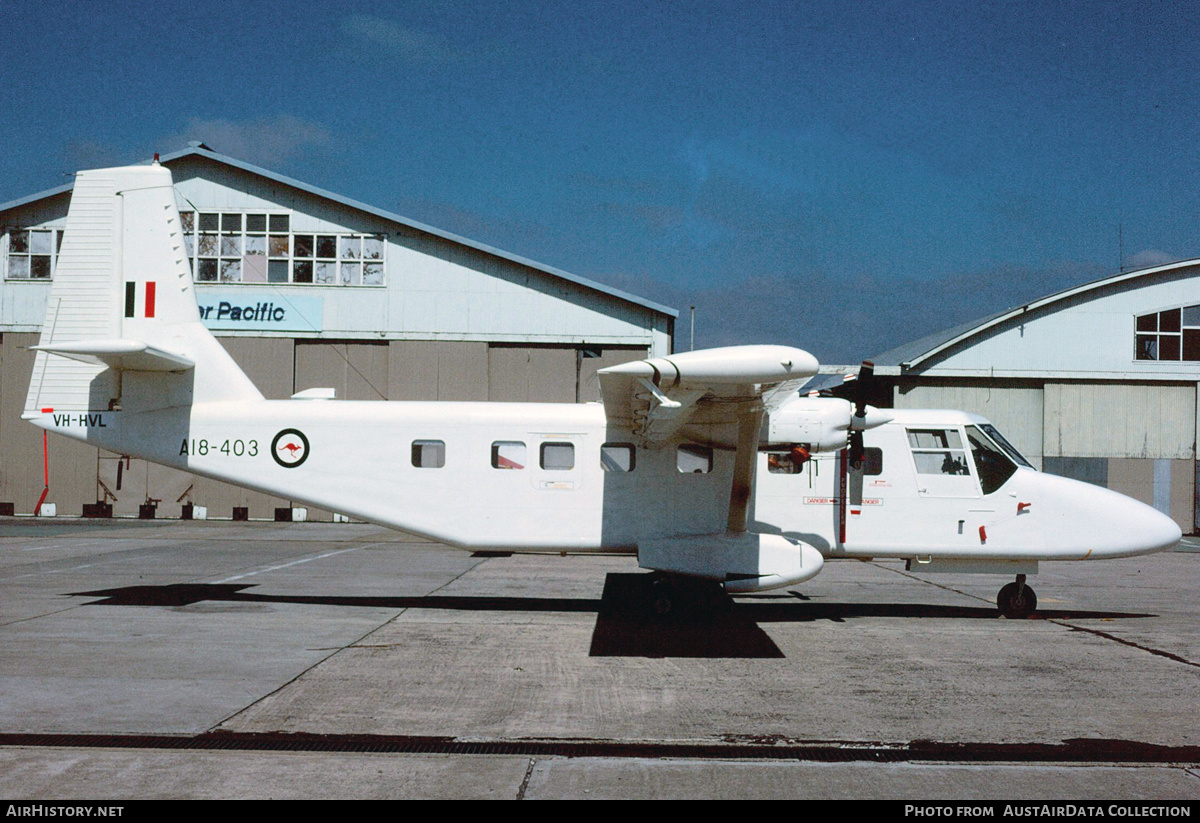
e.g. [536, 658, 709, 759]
[24, 162, 261, 416]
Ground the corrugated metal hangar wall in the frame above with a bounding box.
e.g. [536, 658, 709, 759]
[0, 147, 674, 520]
[881, 259, 1200, 533]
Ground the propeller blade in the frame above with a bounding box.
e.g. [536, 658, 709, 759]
[852, 360, 874, 418]
[847, 360, 874, 470]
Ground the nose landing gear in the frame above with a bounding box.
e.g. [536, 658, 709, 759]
[997, 573, 1037, 618]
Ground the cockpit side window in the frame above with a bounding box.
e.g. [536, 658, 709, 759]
[966, 425, 1018, 494]
[907, 428, 970, 476]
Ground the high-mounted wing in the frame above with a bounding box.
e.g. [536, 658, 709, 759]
[598, 345, 819, 534]
[597, 345, 819, 447]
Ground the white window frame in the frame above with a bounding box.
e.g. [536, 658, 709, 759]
[180, 210, 386, 287]
[3, 227, 63, 281]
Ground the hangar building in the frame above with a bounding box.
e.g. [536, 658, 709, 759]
[0, 145, 676, 519]
[871, 259, 1200, 534]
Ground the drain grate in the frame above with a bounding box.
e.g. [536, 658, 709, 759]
[0, 733, 1196, 763]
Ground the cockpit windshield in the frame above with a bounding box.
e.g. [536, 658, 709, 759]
[966, 425, 1021, 494]
[978, 423, 1034, 468]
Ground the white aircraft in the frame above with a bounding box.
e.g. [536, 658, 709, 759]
[21, 163, 1182, 618]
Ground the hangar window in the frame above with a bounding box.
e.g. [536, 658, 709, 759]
[411, 440, 445, 468]
[179, 210, 385, 287]
[491, 441, 526, 470]
[1135, 306, 1200, 361]
[600, 443, 636, 472]
[3, 228, 63, 280]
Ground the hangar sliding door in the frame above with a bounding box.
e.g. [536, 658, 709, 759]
[1043, 382, 1195, 530]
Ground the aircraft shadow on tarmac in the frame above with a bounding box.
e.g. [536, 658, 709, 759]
[67, 574, 1153, 660]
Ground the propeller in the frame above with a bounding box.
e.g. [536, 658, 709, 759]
[846, 360, 874, 470]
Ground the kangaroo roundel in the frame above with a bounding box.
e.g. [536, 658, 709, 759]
[272, 429, 310, 468]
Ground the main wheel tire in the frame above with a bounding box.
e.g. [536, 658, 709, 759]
[997, 581, 1037, 618]
[651, 578, 675, 616]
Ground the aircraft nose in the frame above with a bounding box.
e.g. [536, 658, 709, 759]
[1142, 505, 1183, 553]
[1037, 472, 1182, 558]
[1100, 489, 1182, 557]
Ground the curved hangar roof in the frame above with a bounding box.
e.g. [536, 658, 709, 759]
[872, 258, 1200, 381]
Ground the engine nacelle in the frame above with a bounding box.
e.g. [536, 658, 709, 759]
[763, 397, 893, 452]
[638, 532, 825, 593]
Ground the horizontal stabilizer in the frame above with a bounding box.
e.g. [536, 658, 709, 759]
[32, 339, 195, 372]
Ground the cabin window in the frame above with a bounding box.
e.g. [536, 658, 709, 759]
[677, 444, 713, 474]
[540, 442, 575, 470]
[859, 447, 884, 476]
[965, 426, 1018, 494]
[907, 429, 970, 476]
[491, 441, 527, 470]
[766, 451, 804, 474]
[411, 440, 445, 468]
[600, 443, 636, 472]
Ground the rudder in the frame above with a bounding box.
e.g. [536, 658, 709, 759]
[24, 162, 261, 417]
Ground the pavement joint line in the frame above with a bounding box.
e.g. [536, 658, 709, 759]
[516, 758, 536, 800]
[0, 733, 1197, 765]
[0, 604, 88, 629]
[207, 552, 491, 734]
[867, 560, 997, 606]
[868, 560, 1200, 668]
[1049, 621, 1200, 669]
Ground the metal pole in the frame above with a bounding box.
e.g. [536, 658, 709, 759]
[33, 430, 49, 515]
[690, 306, 695, 351]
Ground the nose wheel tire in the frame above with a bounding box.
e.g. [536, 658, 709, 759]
[651, 578, 675, 616]
[997, 580, 1037, 618]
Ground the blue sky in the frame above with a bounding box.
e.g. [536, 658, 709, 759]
[3, 0, 1197, 362]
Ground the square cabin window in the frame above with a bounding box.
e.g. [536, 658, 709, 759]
[860, 446, 884, 476]
[677, 444, 713, 474]
[540, 442, 575, 470]
[492, 441, 526, 470]
[600, 443, 636, 472]
[766, 451, 804, 474]
[411, 440, 445, 468]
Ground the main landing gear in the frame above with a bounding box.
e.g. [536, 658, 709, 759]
[997, 574, 1037, 618]
[650, 574, 731, 619]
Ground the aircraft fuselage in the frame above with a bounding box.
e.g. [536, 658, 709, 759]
[33, 401, 1180, 564]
